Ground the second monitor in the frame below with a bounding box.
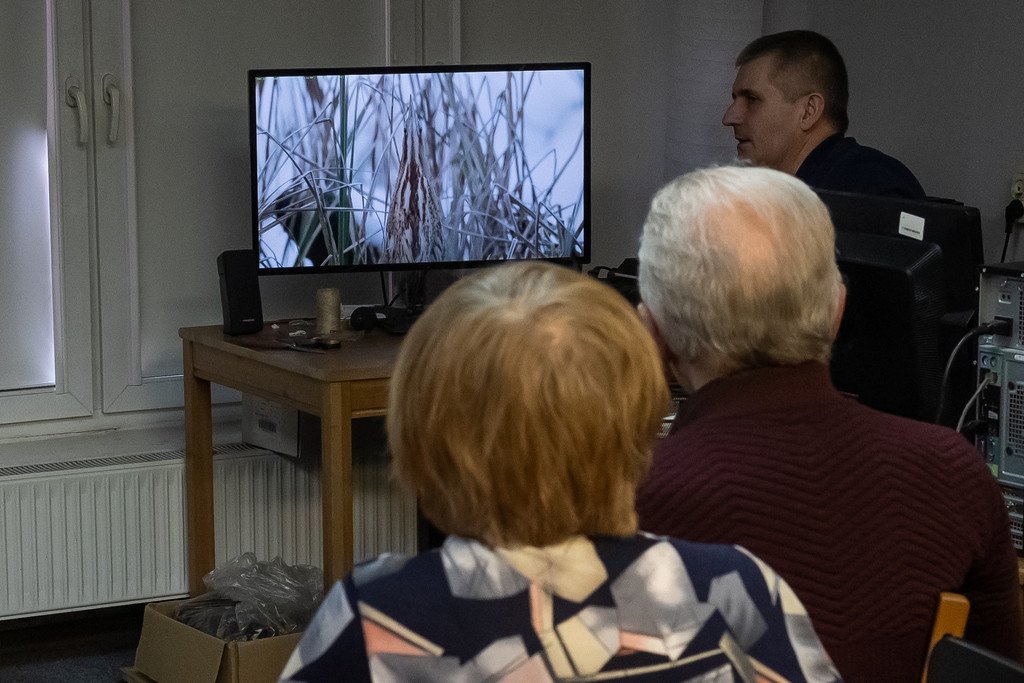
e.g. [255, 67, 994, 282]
[818, 190, 984, 425]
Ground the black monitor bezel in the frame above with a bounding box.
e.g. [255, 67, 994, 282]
[248, 61, 592, 276]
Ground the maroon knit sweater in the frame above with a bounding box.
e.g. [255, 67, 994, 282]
[637, 362, 1023, 682]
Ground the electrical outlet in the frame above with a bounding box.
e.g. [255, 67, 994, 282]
[1013, 172, 1024, 200]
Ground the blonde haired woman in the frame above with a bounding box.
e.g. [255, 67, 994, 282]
[280, 261, 838, 682]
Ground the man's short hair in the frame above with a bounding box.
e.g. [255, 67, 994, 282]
[387, 261, 669, 548]
[738, 29, 849, 134]
[638, 165, 843, 376]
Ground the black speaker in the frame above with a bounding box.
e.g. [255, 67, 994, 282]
[217, 249, 263, 335]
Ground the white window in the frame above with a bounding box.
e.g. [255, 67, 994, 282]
[0, 0, 459, 430]
[0, 0, 96, 425]
[1, 1, 54, 392]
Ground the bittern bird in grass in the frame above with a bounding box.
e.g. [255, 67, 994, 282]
[384, 126, 444, 263]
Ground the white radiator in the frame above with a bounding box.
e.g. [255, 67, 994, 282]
[0, 442, 419, 620]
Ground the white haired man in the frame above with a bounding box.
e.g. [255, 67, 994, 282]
[635, 165, 1022, 682]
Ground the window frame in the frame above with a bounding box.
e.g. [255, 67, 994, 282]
[2, 0, 95, 426]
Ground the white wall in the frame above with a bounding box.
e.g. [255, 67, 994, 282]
[459, 0, 1024, 266]
[459, 0, 674, 269]
[800, 1, 1024, 263]
[130, 1, 388, 378]
[458, 0, 1024, 269]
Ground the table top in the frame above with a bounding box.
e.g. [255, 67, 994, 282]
[179, 322, 404, 383]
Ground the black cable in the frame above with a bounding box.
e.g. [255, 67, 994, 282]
[934, 319, 1011, 424]
[1001, 198, 1024, 262]
[960, 418, 988, 439]
[380, 272, 405, 307]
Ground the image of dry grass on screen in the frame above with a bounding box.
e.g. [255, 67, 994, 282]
[433, 71, 584, 262]
[256, 70, 584, 267]
[255, 75, 377, 268]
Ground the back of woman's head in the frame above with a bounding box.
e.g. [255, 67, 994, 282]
[387, 261, 669, 548]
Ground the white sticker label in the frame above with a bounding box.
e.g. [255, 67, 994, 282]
[898, 212, 925, 240]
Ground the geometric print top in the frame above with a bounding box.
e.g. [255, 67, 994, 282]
[279, 533, 841, 682]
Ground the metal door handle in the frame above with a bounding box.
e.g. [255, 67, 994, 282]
[65, 76, 88, 145]
[102, 73, 120, 143]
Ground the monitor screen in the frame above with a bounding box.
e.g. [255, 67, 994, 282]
[249, 62, 590, 274]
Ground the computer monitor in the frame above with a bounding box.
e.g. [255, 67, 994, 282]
[832, 231, 946, 421]
[249, 62, 590, 278]
[818, 190, 983, 315]
[819, 190, 985, 424]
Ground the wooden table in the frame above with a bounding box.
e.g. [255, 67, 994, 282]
[179, 324, 403, 594]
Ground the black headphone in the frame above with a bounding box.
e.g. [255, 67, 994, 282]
[349, 306, 379, 331]
[349, 306, 417, 335]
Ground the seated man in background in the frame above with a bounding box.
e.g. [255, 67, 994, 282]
[634, 165, 1022, 682]
[723, 29, 926, 199]
[280, 261, 839, 682]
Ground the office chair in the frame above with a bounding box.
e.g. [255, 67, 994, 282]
[925, 635, 1024, 682]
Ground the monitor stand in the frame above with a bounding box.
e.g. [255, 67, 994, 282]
[360, 271, 429, 336]
[385, 269, 458, 312]
[388, 270, 428, 313]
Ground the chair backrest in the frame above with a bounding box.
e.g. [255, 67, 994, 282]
[926, 635, 1024, 683]
[920, 592, 970, 683]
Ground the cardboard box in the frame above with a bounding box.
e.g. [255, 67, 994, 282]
[241, 394, 300, 457]
[125, 600, 301, 683]
[240, 394, 321, 459]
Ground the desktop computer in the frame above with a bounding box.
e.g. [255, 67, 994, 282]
[976, 263, 1024, 550]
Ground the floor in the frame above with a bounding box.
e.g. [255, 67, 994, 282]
[0, 603, 144, 682]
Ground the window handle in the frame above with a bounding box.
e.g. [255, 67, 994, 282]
[102, 73, 120, 144]
[64, 76, 89, 145]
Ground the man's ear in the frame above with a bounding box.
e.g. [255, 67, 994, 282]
[638, 303, 676, 366]
[799, 92, 826, 131]
[831, 281, 847, 340]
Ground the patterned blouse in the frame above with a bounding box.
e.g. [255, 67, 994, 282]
[279, 533, 840, 682]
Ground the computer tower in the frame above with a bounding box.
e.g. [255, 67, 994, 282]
[976, 263, 1024, 550]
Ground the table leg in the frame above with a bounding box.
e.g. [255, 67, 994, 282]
[183, 340, 215, 595]
[320, 382, 355, 587]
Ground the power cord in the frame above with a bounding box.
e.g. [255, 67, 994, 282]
[1000, 198, 1024, 263]
[956, 373, 993, 433]
[934, 318, 1011, 424]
